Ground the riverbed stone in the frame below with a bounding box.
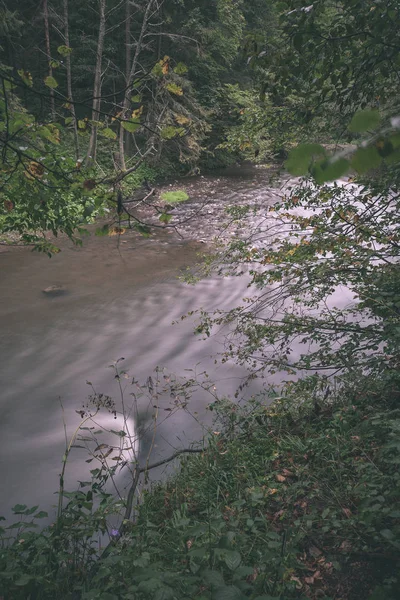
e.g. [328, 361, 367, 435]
[42, 285, 66, 296]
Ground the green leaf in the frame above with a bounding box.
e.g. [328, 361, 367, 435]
[389, 133, 400, 149]
[15, 574, 32, 586]
[166, 82, 184, 96]
[34, 511, 48, 519]
[189, 547, 208, 560]
[161, 126, 182, 140]
[213, 586, 244, 600]
[136, 224, 151, 237]
[25, 505, 39, 515]
[138, 578, 163, 593]
[12, 504, 27, 514]
[348, 109, 380, 133]
[224, 550, 241, 571]
[154, 586, 174, 600]
[285, 143, 326, 176]
[160, 190, 189, 203]
[152, 62, 164, 77]
[174, 62, 188, 75]
[17, 69, 33, 87]
[95, 224, 109, 237]
[202, 569, 225, 588]
[38, 125, 60, 144]
[381, 529, 395, 540]
[385, 147, 400, 165]
[101, 127, 117, 140]
[121, 119, 141, 133]
[44, 76, 58, 89]
[293, 33, 303, 52]
[312, 157, 349, 183]
[351, 146, 382, 173]
[159, 213, 173, 223]
[57, 45, 73, 56]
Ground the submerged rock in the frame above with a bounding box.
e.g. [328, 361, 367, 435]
[42, 285, 66, 296]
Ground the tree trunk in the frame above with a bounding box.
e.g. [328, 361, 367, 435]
[86, 0, 106, 166]
[43, 0, 55, 120]
[63, 0, 79, 160]
[118, 0, 156, 171]
[122, 0, 132, 160]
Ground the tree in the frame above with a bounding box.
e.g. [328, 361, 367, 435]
[86, 0, 106, 165]
[0, 0, 276, 248]
[43, 0, 55, 119]
[196, 0, 400, 385]
[62, 0, 79, 159]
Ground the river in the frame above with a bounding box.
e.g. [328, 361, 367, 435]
[0, 165, 286, 520]
[0, 164, 358, 522]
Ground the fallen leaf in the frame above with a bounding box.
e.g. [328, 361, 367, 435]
[290, 576, 302, 589]
[273, 509, 285, 520]
[309, 545, 322, 558]
[314, 570, 321, 579]
[282, 468, 294, 477]
[339, 540, 352, 552]
[247, 567, 259, 583]
[276, 474, 286, 482]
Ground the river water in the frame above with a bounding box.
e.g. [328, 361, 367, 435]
[0, 165, 356, 521]
[0, 165, 284, 520]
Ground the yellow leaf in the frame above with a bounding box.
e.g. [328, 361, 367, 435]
[108, 226, 126, 236]
[175, 114, 190, 126]
[161, 55, 170, 74]
[25, 161, 45, 180]
[132, 106, 143, 119]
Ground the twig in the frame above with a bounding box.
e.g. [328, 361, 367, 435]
[96, 447, 204, 566]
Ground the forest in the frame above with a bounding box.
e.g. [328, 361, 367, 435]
[1, 0, 400, 599]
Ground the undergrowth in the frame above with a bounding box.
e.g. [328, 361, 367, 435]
[1, 372, 399, 599]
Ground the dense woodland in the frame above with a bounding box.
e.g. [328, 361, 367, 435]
[1, 1, 400, 599]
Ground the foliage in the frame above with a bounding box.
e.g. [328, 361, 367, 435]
[1, 373, 399, 599]
[0, 81, 109, 252]
[216, 84, 304, 162]
[193, 162, 400, 381]
[160, 190, 189, 204]
[0, 0, 278, 245]
[193, 0, 400, 381]
[265, 0, 400, 119]
[284, 109, 400, 183]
